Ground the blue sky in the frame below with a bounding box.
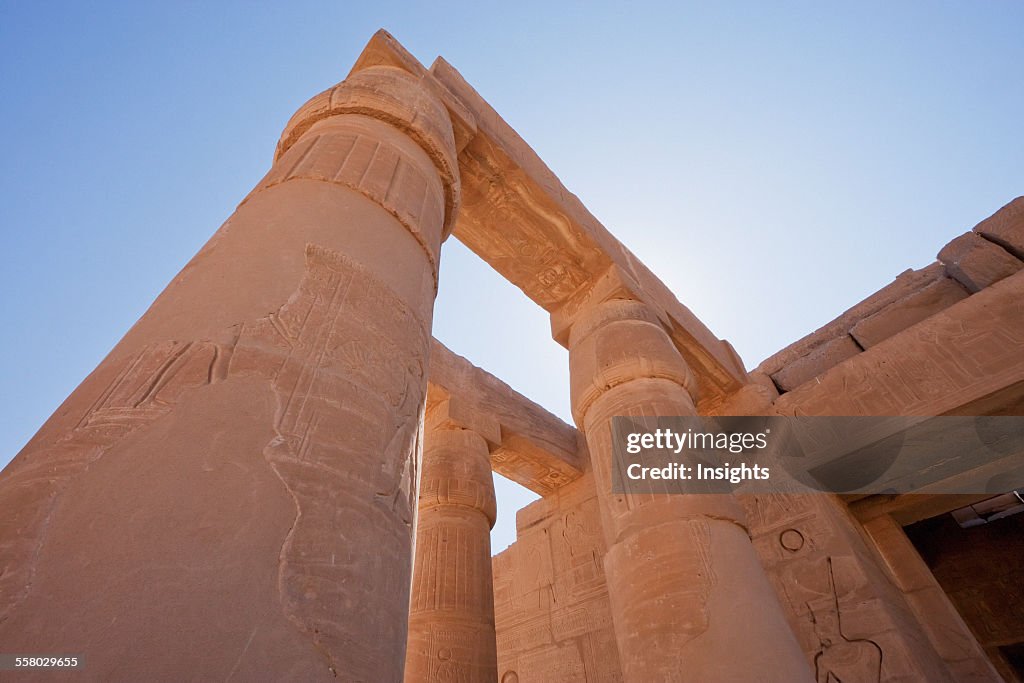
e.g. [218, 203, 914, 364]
[2, 2, 1022, 552]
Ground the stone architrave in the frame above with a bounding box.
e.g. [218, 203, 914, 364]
[0, 65, 459, 681]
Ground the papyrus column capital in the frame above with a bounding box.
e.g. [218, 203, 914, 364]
[419, 423, 497, 529]
[275, 65, 461, 237]
[567, 298, 699, 427]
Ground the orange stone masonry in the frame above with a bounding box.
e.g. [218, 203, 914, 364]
[1, 29, 1022, 683]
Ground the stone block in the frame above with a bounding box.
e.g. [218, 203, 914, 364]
[775, 270, 1024, 417]
[938, 232, 1022, 293]
[425, 396, 502, 445]
[862, 519, 916, 591]
[711, 382, 778, 416]
[515, 497, 553, 533]
[974, 196, 1024, 260]
[757, 264, 943, 376]
[771, 335, 861, 392]
[850, 277, 969, 348]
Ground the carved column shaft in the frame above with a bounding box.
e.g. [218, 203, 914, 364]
[567, 299, 813, 682]
[0, 65, 458, 681]
[405, 425, 498, 682]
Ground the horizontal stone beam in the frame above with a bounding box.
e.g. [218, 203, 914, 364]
[774, 270, 1024, 418]
[427, 340, 582, 496]
[349, 30, 746, 408]
[759, 197, 1024, 393]
[850, 493, 1003, 527]
[774, 270, 1024, 506]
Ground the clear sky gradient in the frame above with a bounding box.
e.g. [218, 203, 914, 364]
[2, 2, 1022, 552]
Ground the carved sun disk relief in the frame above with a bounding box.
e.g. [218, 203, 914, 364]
[780, 528, 806, 552]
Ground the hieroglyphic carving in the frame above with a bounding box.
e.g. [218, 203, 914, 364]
[247, 244, 428, 669]
[406, 425, 498, 682]
[519, 643, 587, 680]
[743, 493, 953, 681]
[273, 61, 462, 238]
[810, 558, 883, 683]
[250, 124, 446, 276]
[0, 336, 239, 621]
[455, 144, 596, 308]
[489, 446, 578, 495]
[776, 272, 1024, 418]
[747, 277, 1024, 681]
[493, 473, 623, 682]
[685, 520, 717, 639]
[1, 242, 428, 676]
[781, 528, 806, 552]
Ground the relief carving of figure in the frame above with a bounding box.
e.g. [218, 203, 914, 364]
[810, 558, 882, 683]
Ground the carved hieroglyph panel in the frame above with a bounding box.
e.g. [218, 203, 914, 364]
[250, 243, 429, 666]
[490, 444, 580, 495]
[493, 474, 623, 682]
[742, 494, 948, 682]
[455, 141, 598, 309]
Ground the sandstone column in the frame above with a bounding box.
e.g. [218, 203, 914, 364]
[566, 299, 813, 682]
[0, 65, 458, 681]
[405, 416, 499, 682]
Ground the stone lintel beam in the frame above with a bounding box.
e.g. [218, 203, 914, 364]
[849, 493, 999, 527]
[776, 270, 1024, 506]
[427, 340, 582, 496]
[347, 29, 746, 406]
[775, 269, 1024, 419]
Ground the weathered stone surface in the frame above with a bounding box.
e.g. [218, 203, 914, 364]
[740, 494, 956, 683]
[567, 299, 813, 682]
[938, 231, 1023, 293]
[758, 263, 945, 377]
[493, 472, 623, 682]
[718, 374, 977, 681]
[861, 514, 1002, 682]
[427, 340, 582, 495]
[771, 334, 862, 392]
[974, 196, 1024, 260]
[274, 65, 463, 239]
[904, 513, 1024, 683]
[850, 276, 969, 349]
[760, 200, 1024, 387]
[727, 248, 1024, 683]
[0, 60, 458, 681]
[406, 425, 498, 682]
[776, 271, 1024, 418]
[3, 28, 1020, 683]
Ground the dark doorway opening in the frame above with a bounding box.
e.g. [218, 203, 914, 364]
[905, 510, 1024, 682]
